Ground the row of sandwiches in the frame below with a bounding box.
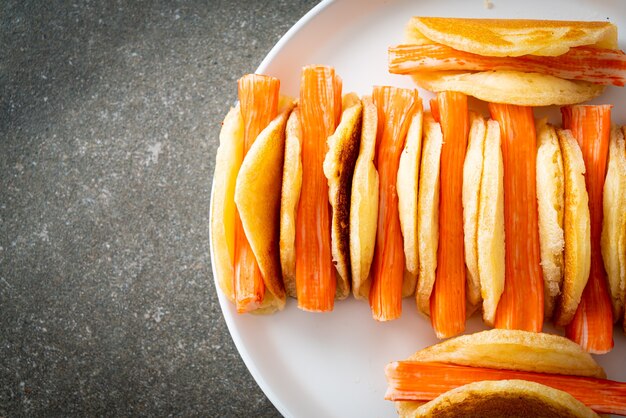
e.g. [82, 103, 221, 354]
[211, 17, 626, 417]
[210, 18, 626, 349]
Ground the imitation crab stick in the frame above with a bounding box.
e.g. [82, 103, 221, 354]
[233, 74, 280, 312]
[562, 105, 614, 354]
[388, 44, 626, 86]
[369, 86, 419, 321]
[489, 103, 544, 332]
[295, 65, 342, 312]
[428, 92, 468, 338]
[385, 361, 626, 415]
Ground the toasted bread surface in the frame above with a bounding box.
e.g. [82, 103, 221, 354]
[211, 105, 244, 302]
[536, 120, 565, 318]
[235, 102, 295, 312]
[601, 126, 626, 320]
[407, 17, 617, 57]
[415, 113, 443, 315]
[406, 380, 599, 418]
[324, 93, 363, 299]
[350, 96, 379, 299]
[279, 108, 302, 298]
[477, 119, 505, 326]
[554, 129, 591, 326]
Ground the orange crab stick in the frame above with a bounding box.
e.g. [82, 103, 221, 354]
[369, 86, 420, 321]
[489, 103, 544, 332]
[295, 65, 342, 312]
[233, 74, 280, 312]
[388, 44, 626, 86]
[428, 92, 469, 338]
[562, 105, 614, 353]
[430, 92, 469, 338]
[385, 361, 626, 415]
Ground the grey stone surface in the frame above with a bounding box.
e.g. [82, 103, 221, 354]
[1, 0, 318, 416]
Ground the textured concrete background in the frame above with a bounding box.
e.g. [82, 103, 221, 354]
[1, 1, 318, 416]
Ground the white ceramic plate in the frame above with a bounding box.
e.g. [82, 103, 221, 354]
[213, 1, 626, 417]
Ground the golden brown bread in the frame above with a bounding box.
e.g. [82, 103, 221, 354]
[554, 129, 591, 326]
[415, 113, 443, 316]
[397, 102, 424, 296]
[235, 101, 295, 313]
[404, 380, 599, 418]
[406, 17, 618, 57]
[411, 71, 605, 107]
[403, 18, 616, 106]
[601, 125, 626, 320]
[350, 96, 379, 299]
[536, 120, 565, 319]
[476, 119, 505, 327]
[323, 93, 363, 300]
[279, 108, 302, 298]
[462, 113, 486, 312]
[211, 105, 244, 302]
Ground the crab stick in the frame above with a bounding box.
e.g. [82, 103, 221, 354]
[489, 103, 544, 332]
[562, 105, 614, 353]
[385, 361, 626, 415]
[429, 92, 468, 338]
[369, 86, 420, 321]
[388, 44, 626, 86]
[295, 65, 342, 312]
[233, 74, 280, 312]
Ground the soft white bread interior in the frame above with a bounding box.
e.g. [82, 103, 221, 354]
[535, 119, 565, 319]
[415, 113, 443, 316]
[554, 129, 591, 326]
[350, 96, 379, 299]
[477, 119, 505, 327]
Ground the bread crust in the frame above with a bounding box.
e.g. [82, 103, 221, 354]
[415, 113, 443, 316]
[554, 129, 591, 326]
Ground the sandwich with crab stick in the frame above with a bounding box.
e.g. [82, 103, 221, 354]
[385, 329, 626, 417]
[389, 17, 625, 106]
[280, 65, 366, 310]
[211, 74, 294, 314]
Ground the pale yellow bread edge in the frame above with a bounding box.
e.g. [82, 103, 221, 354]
[397, 103, 424, 294]
[554, 129, 591, 326]
[462, 113, 486, 312]
[411, 71, 605, 107]
[279, 107, 302, 298]
[415, 113, 443, 316]
[601, 125, 626, 320]
[536, 120, 565, 319]
[211, 105, 244, 303]
[350, 96, 379, 300]
[477, 119, 505, 327]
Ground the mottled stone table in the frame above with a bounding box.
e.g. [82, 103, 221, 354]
[1, 1, 318, 416]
